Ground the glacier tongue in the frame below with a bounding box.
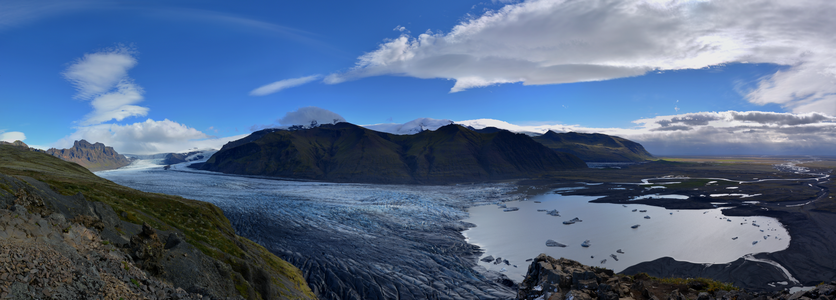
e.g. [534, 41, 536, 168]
[100, 167, 521, 299]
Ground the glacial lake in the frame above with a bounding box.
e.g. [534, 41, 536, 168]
[100, 159, 792, 288]
[463, 191, 790, 281]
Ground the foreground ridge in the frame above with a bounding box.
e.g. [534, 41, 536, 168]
[518, 254, 836, 300]
[0, 144, 315, 299]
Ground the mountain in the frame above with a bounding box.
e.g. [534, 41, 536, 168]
[197, 123, 587, 183]
[161, 150, 214, 165]
[46, 140, 131, 171]
[0, 140, 31, 149]
[0, 143, 314, 299]
[532, 131, 654, 162]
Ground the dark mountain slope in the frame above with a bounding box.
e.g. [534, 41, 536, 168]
[46, 140, 131, 171]
[199, 123, 586, 183]
[532, 131, 654, 162]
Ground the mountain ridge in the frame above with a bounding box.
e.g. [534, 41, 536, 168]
[46, 140, 131, 171]
[197, 123, 588, 183]
[533, 130, 654, 162]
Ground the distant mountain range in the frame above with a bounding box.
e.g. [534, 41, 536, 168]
[364, 118, 654, 162]
[532, 131, 654, 162]
[196, 123, 587, 183]
[46, 140, 131, 171]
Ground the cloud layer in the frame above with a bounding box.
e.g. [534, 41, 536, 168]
[58, 47, 242, 155]
[277, 106, 346, 126]
[0, 130, 26, 143]
[369, 111, 836, 156]
[327, 0, 836, 115]
[54, 119, 244, 154]
[249, 75, 321, 96]
[63, 46, 149, 125]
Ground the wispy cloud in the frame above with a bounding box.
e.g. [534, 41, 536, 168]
[63, 46, 149, 126]
[0, 130, 26, 142]
[152, 8, 345, 56]
[327, 0, 836, 115]
[0, 0, 96, 31]
[249, 75, 321, 96]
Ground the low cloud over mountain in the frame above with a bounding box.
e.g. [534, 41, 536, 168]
[372, 111, 836, 156]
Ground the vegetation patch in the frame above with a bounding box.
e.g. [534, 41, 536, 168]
[0, 145, 314, 299]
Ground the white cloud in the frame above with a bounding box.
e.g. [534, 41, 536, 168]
[81, 80, 148, 125]
[0, 130, 26, 142]
[364, 118, 454, 134]
[249, 75, 321, 96]
[327, 0, 836, 114]
[54, 119, 245, 155]
[63, 46, 137, 99]
[277, 107, 346, 126]
[372, 111, 836, 155]
[57, 46, 245, 154]
[64, 46, 149, 125]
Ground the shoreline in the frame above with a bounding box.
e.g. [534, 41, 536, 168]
[575, 178, 833, 291]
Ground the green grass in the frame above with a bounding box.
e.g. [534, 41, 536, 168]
[656, 277, 738, 292]
[0, 145, 315, 299]
[632, 273, 738, 292]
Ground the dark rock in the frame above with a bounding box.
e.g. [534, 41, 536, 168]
[129, 223, 165, 276]
[164, 233, 182, 250]
[517, 254, 829, 300]
[496, 277, 516, 288]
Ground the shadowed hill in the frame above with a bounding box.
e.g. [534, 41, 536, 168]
[532, 131, 654, 162]
[198, 123, 587, 183]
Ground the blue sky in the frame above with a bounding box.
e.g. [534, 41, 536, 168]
[1, 0, 835, 155]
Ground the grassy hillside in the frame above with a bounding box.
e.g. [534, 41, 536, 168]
[532, 131, 654, 162]
[199, 123, 587, 183]
[0, 145, 315, 299]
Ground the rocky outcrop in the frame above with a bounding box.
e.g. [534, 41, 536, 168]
[46, 140, 131, 171]
[518, 254, 836, 300]
[0, 205, 220, 299]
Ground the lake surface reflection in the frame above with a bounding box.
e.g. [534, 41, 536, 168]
[463, 192, 789, 281]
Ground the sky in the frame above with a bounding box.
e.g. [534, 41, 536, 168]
[1, 0, 835, 155]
